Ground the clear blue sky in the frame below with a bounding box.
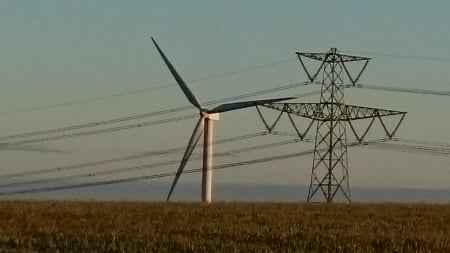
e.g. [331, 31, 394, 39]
[0, 1, 449, 198]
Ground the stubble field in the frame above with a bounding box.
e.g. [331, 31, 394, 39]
[0, 201, 449, 252]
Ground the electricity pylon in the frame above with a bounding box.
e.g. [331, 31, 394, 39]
[260, 48, 406, 203]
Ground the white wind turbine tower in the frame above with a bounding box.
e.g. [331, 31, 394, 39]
[152, 37, 295, 203]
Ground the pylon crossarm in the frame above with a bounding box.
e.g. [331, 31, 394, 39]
[347, 117, 376, 143]
[340, 58, 356, 85]
[262, 103, 406, 122]
[261, 103, 314, 120]
[312, 61, 325, 81]
[378, 113, 406, 139]
[352, 59, 370, 85]
[343, 104, 406, 121]
[297, 52, 328, 61]
[300, 53, 330, 82]
[334, 53, 371, 62]
[255, 105, 285, 133]
[286, 112, 315, 140]
[359, 117, 376, 141]
[297, 53, 313, 82]
[297, 51, 370, 63]
[390, 114, 406, 137]
[348, 120, 362, 143]
[269, 108, 285, 131]
[379, 116, 392, 138]
[255, 106, 271, 131]
[269, 130, 315, 141]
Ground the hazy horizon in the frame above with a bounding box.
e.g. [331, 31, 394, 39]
[1, 181, 449, 204]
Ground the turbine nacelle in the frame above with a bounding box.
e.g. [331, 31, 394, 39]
[205, 112, 220, 121]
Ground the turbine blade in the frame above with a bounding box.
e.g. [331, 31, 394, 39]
[167, 116, 205, 201]
[151, 37, 202, 109]
[210, 97, 297, 113]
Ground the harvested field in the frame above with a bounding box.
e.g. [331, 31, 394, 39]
[0, 201, 449, 252]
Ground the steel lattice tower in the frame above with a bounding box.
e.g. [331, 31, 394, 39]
[308, 48, 352, 202]
[259, 48, 406, 203]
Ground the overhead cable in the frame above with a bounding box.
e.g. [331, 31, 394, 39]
[0, 132, 268, 181]
[0, 137, 302, 190]
[0, 89, 318, 147]
[0, 81, 311, 142]
[0, 149, 315, 195]
[0, 138, 391, 195]
[342, 51, 450, 63]
[356, 84, 450, 96]
[366, 142, 450, 157]
[0, 58, 297, 116]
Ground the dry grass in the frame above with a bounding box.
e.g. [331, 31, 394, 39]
[0, 201, 449, 252]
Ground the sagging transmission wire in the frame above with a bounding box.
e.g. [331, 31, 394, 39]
[0, 81, 312, 143]
[308, 81, 450, 96]
[342, 50, 450, 63]
[0, 138, 391, 196]
[0, 58, 297, 116]
[356, 84, 450, 96]
[0, 137, 308, 194]
[271, 131, 450, 156]
[270, 130, 450, 157]
[397, 138, 450, 148]
[365, 142, 450, 157]
[3, 49, 448, 117]
[0, 114, 197, 146]
[0, 132, 269, 182]
[0, 89, 320, 147]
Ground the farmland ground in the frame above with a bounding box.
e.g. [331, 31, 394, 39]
[0, 201, 449, 252]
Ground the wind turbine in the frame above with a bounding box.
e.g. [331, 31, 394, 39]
[152, 37, 295, 203]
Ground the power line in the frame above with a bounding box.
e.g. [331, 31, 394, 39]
[343, 51, 450, 63]
[0, 114, 198, 146]
[0, 107, 189, 141]
[0, 132, 268, 181]
[13, 72, 448, 148]
[3, 49, 447, 117]
[366, 142, 450, 157]
[0, 137, 302, 191]
[0, 149, 315, 196]
[0, 89, 318, 147]
[270, 130, 450, 156]
[0, 81, 311, 142]
[2, 49, 448, 117]
[0, 58, 296, 116]
[42, 135, 449, 192]
[0, 138, 390, 196]
[6, 136, 447, 195]
[357, 84, 450, 96]
[397, 138, 450, 148]
[272, 127, 450, 157]
[270, 130, 450, 154]
[13, 114, 440, 190]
